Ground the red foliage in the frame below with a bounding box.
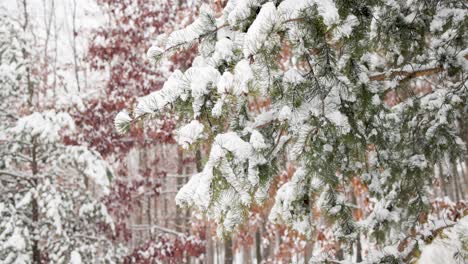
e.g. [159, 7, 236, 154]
[430, 199, 467, 222]
[102, 177, 163, 241]
[124, 235, 205, 264]
[70, 0, 196, 159]
[70, 2, 206, 261]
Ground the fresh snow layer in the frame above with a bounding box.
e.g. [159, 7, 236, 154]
[243, 2, 279, 57]
[278, 0, 338, 27]
[70, 251, 83, 264]
[10, 111, 75, 143]
[418, 216, 468, 264]
[176, 120, 205, 149]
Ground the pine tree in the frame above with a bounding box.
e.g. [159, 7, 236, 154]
[116, 0, 467, 262]
[0, 7, 123, 263]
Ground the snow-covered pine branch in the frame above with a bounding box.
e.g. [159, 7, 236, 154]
[116, 0, 467, 261]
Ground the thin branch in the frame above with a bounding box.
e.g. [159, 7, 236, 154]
[0, 170, 32, 180]
[131, 224, 183, 236]
[369, 67, 444, 82]
[165, 174, 191, 178]
[162, 23, 228, 55]
[0, 170, 34, 184]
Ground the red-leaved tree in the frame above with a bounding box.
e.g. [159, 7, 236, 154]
[69, 0, 204, 261]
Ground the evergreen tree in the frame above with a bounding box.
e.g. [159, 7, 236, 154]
[115, 0, 468, 262]
[0, 7, 123, 263]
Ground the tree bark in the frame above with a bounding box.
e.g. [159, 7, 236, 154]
[335, 245, 344, 261]
[22, 1, 40, 260]
[255, 229, 261, 264]
[224, 236, 233, 264]
[196, 148, 203, 172]
[451, 161, 464, 200]
[31, 138, 40, 263]
[304, 242, 313, 263]
[71, 0, 81, 91]
[459, 161, 468, 199]
[356, 233, 363, 262]
[175, 147, 184, 232]
[436, 163, 447, 197]
[460, 116, 468, 189]
[457, 116, 468, 200]
[450, 161, 461, 201]
[206, 222, 214, 264]
[262, 225, 271, 262]
[439, 162, 449, 198]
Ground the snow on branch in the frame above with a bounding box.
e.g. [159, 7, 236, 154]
[9, 111, 75, 143]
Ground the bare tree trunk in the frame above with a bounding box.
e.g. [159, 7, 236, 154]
[52, 7, 58, 97]
[42, 0, 54, 95]
[196, 148, 203, 172]
[450, 161, 461, 201]
[153, 147, 159, 228]
[459, 116, 468, 187]
[224, 237, 233, 264]
[175, 148, 184, 232]
[21, 0, 34, 107]
[437, 163, 447, 197]
[217, 240, 221, 264]
[206, 222, 214, 264]
[31, 199, 40, 263]
[274, 229, 281, 259]
[350, 192, 362, 262]
[356, 233, 362, 262]
[459, 161, 468, 199]
[440, 161, 454, 200]
[71, 0, 81, 91]
[164, 190, 168, 227]
[255, 230, 261, 264]
[31, 138, 41, 263]
[464, 161, 468, 195]
[451, 161, 464, 200]
[335, 244, 344, 261]
[147, 196, 152, 236]
[135, 150, 144, 226]
[303, 241, 312, 263]
[21, 1, 41, 261]
[262, 225, 271, 262]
